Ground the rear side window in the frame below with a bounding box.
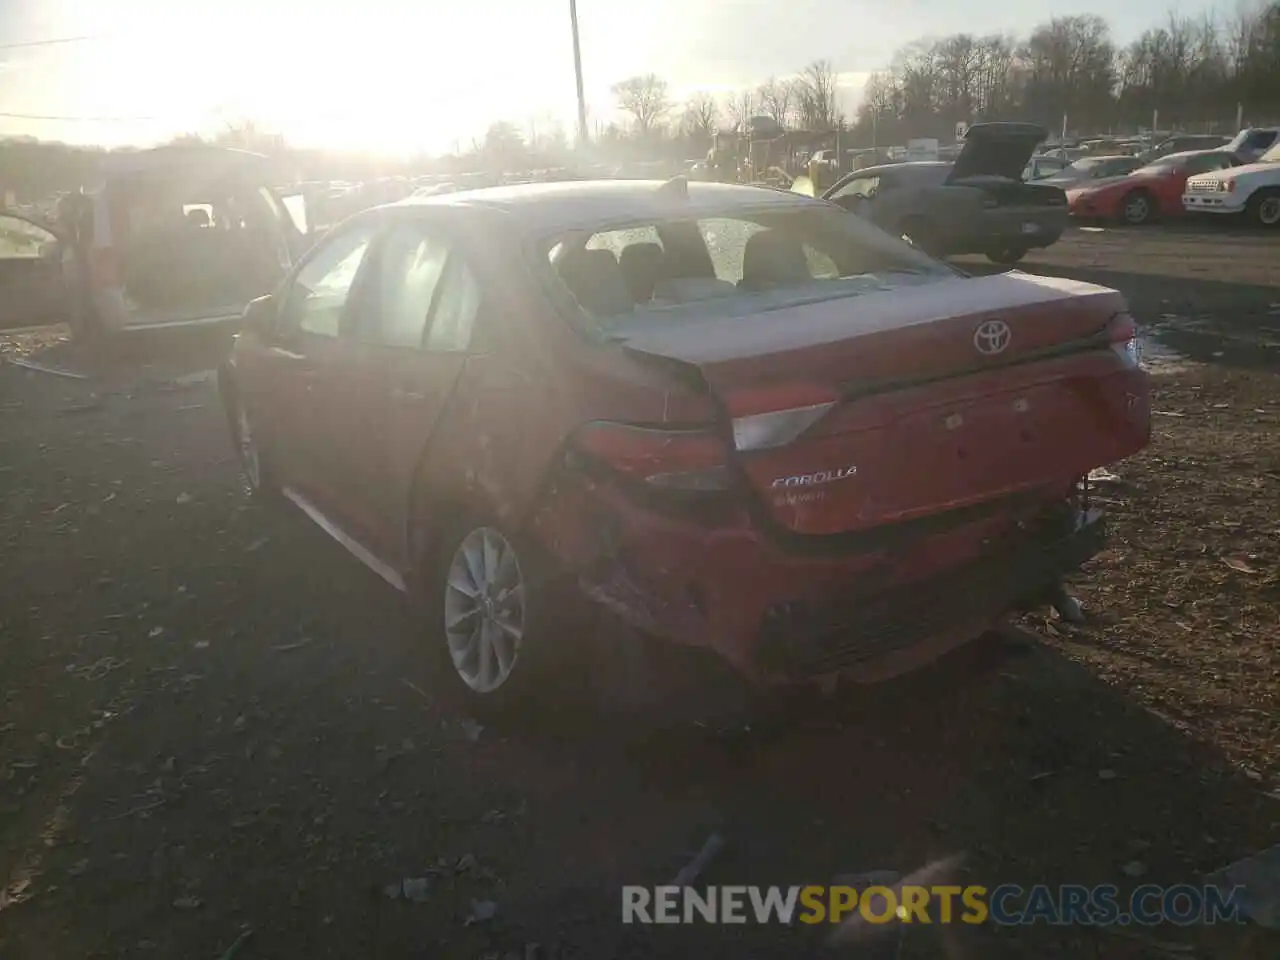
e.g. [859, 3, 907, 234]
[426, 258, 481, 352]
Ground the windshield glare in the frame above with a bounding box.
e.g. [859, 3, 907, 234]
[1134, 157, 1182, 174]
[1261, 143, 1280, 163]
[1064, 159, 1104, 174]
[544, 206, 952, 333]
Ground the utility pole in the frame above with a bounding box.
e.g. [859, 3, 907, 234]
[569, 0, 588, 147]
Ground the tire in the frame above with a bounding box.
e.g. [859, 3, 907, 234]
[226, 398, 279, 503]
[986, 247, 1028, 266]
[1120, 190, 1154, 226]
[421, 518, 578, 718]
[66, 284, 107, 346]
[1246, 189, 1280, 229]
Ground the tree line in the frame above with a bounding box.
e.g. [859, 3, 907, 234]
[3, 3, 1278, 203]
[852, 4, 1280, 145]
[604, 4, 1280, 148]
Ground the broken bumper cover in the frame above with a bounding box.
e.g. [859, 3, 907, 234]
[534, 473, 1105, 684]
[755, 510, 1106, 678]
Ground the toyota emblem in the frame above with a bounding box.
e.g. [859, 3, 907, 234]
[973, 319, 1012, 355]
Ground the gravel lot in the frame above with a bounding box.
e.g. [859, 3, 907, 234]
[1, 225, 1277, 959]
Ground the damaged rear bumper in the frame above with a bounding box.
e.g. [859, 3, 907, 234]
[755, 509, 1105, 678]
[532, 474, 1106, 685]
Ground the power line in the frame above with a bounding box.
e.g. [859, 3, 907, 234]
[0, 110, 158, 123]
[0, 35, 99, 52]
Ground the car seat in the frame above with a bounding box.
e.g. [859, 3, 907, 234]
[618, 242, 665, 303]
[739, 229, 811, 290]
[556, 247, 634, 317]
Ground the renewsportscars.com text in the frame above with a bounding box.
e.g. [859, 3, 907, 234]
[621, 884, 1246, 926]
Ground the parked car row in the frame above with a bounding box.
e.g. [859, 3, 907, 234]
[1063, 141, 1280, 228]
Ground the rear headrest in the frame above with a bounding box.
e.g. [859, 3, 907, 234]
[556, 247, 633, 317]
[618, 242, 665, 302]
[740, 229, 811, 290]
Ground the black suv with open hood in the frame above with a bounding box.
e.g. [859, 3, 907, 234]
[817, 122, 1069, 265]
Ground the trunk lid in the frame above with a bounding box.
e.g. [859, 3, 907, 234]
[619, 271, 1144, 536]
[947, 122, 1048, 183]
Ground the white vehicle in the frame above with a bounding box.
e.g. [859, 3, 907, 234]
[1183, 140, 1280, 227]
[1224, 127, 1280, 163]
[60, 145, 310, 340]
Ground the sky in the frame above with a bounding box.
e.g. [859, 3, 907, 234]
[0, 0, 1224, 155]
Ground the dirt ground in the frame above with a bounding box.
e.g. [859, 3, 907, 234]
[1, 225, 1278, 959]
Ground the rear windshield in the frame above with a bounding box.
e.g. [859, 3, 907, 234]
[543, 205, 952, 335]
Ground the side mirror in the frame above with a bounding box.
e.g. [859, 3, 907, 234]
[243, 294, 278, 340]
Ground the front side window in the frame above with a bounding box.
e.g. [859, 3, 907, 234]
[829, 176, 880, 202]
[285, 223, 377, 337]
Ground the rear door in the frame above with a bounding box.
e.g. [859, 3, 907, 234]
[340, 217, 477, 562]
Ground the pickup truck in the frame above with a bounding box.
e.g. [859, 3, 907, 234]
[1182, 141, 1280, 227]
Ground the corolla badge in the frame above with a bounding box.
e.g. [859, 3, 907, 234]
[770, 465, 857, 488]
[973, 319, 1012, 355]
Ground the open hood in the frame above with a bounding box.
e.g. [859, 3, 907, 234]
[947, 122, 1048, 183]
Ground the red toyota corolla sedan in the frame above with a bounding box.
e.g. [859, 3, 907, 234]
[219, 179, 1150, 709]
[1066, 149, 1241, 225]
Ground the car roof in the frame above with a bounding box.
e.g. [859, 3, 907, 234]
[1146, 149, 1224, 162]
[842, 161, 951, 178]
[97, 145, 275, 178]
[395, 179, 819, 235]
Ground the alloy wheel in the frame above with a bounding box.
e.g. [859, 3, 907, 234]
[443, 527, 526, 693]
[1123, 194, 1151, 224]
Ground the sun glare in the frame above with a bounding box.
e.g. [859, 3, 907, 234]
[9, 0, 808, 154]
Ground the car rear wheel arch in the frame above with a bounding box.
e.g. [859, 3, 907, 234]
[407, 494, 585, 715]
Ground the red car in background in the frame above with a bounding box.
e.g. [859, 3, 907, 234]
[1066, 150, 1241, 225]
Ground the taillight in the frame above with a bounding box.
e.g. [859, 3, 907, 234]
[724, 383, 840, 452]
[1106, 312, 1141, 368]
[570, 422, 732, 492]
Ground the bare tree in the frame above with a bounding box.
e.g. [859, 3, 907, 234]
[611, 74, 672, 137]
[682, 92, 720, 144]
[481, 121, 526, 171]
[757, 76, 795, 127]
[724, 89, 757, 132]
[794, 59, 840, 129]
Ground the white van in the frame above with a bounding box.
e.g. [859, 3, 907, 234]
[61, 145, 308, 339]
